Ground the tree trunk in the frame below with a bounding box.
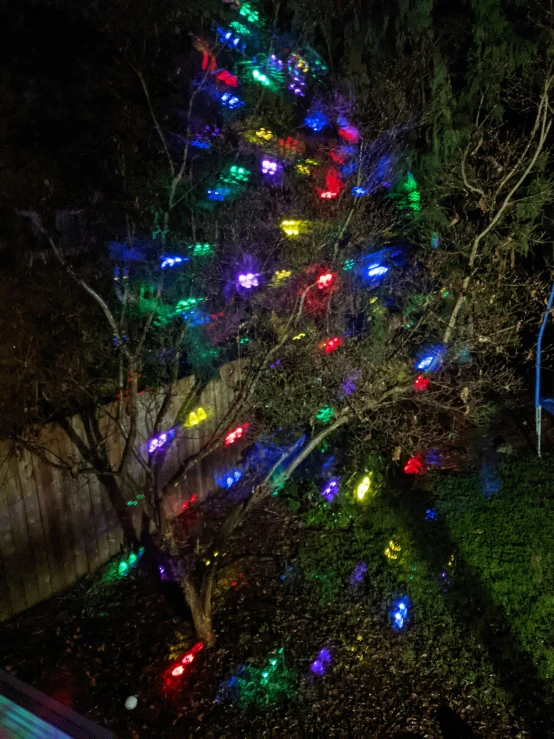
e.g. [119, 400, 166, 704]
[175, 420, 351, 643]
[98, 473, 139, 548]
[181, 575, 216, 646]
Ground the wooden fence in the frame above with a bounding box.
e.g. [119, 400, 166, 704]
[0, 361, 244, 621]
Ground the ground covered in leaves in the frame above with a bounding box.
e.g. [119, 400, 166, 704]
[0, 492, 549, 738]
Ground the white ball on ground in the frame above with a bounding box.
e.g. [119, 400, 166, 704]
[125, 696, 138, 710]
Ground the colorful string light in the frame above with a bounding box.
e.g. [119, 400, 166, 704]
[281, 219, 300, 236]
[310, 647, 332, 676]
[261, 158, 281, 176]
[183, 407, 208, 428]
[180, 308, 210, 326]
[230, 20, 251, 36]
[216, 27, 245, 51]
[384, 540, 402, 561]
[350, 561, 367, 585]
[275, 269, 291, 281]
[148, 428, 177, 454]
[222, 165, 250, 184]
[367, 264, 389, 278]
[356, 472, 375, 501]
[287, 52, 309, 75]
[176, 297, 205, 312]
[322, 478, 340, 502]
[278, 136, 304, 158]
[316, 406, 335, 423]
[239, 2, 259, 22]
[414, 345, 445, 372]
[318, 167, 344, 200]
[219, 91, 244, 109]
[238, 272, 260, 289]
[190, 138, 211, 149]
[338, 124, 360, 144]
[189, 243, 213, 256]
[160, 255, 191, 269]
[207, 186, 231, 200]
[224, 423, 250, 446]
[215, 69, 239, 87]
[216, 468, 243, 489]
[341, 373, 359, 396]
[102, 547, 144, 583]
[252, 68, 273, 87]
[169, 641, 205, 678]
[388, 598, 410, 630]
[316, 272, 336, 290]
[393, 172, 421, 213]
[403, 453, 426, 475]
[413, 375, 430, 392]
[287, 52, 309, 96]
[113, 266, 129, 281]
[304, 111, 329, 132]
[318, 337, 343, 354]
[268, 54, 284, 72]
[426, 449, 443, 467]
[256, 127, 273, 140]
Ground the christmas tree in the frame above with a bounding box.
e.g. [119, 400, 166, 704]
[14, 0, 552, 643]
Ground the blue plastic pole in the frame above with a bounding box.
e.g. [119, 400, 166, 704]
[536, 281, 554, 457]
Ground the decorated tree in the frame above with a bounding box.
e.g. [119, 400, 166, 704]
[8, 0, 554, 643]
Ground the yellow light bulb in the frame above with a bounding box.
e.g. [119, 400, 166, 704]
[275, 269, 292, 280]
[281, 220, 300, 236]
[356, 476, 371, 500]
[256, 127, 272, 140]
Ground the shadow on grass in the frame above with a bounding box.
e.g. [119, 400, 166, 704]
[385, 476, 553, 738]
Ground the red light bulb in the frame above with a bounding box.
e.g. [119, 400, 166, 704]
[413, 375, 430, 392]
[403, 453, 426, 475]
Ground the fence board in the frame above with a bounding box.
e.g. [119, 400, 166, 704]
[55, 422, 88, 579]
[88, 473, 110, 566]
[6, 456, 39, 609]
[30, 447, 63, 595]
[47, 430, 77, 588]
[0, 478, 16, 619]
[71, 417, 99, 575]
[0, 460, 27, 618]
[18, 450, 52, 602]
